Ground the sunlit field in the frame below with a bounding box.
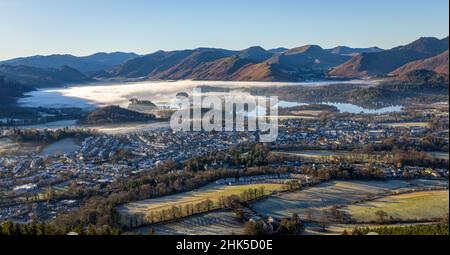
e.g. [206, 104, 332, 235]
[250, 179, 448, 220]
[118, 183, 288, 221]
[346, 190, 449, 223]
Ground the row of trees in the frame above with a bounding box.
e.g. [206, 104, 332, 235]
[6, 127, 95, 143]
[0, 221, 121, 235]
[350, 224, 449, 235]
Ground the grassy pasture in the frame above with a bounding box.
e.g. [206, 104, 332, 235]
[272, 150, 345, 159]
[118, 183, 287, 218]
[381, 122, 429, 128]
[250, 179, 448, 220]
[346, 190, 449, 223]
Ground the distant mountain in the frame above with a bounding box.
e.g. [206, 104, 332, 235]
[0, 52, 139, 74]
[150, 50, 230, 80]
[103, 48, 252, 80]
[102, 45, 351, 82]
[106, 50, 196, 78]
[268, 47, 289, 54]
[272, 45, 351, 70]
[0, 65, 90, 87]
[80, 105, 156, 125]
[163, 56, 255, 80]
[230, 45, 352, 81]
[329, 37, 449, 77]
[194, 47, 239, 57]
[392, 36, 448, 54]
[5, 37, 442, 83]
[238, 46, 273, 62]
[391, 50, 449, 76]
[327, 46, 383, 56]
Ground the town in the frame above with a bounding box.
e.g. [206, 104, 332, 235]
[0, 104, 448, 225]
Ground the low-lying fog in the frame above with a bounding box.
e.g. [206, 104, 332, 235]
[18, 80, 375, 110]
[18, 79, 402, 115]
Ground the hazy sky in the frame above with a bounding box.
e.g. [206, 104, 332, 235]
[0, 0, 448, 60]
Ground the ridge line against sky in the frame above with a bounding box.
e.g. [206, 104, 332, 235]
[0, 0, 449, 61]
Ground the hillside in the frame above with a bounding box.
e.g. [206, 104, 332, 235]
[176, 56, 256, 80]
[391, 50, 449, 76]
[0, 52, 139, 74]
[397, 69, 449, 85]
[150, 51, 230, 80]
[231, 62, 280, 81]
[0, 65, 90, 87]
[106, 50, 195, 78]
[330, 37, 449, 77]
[80, 105, 156, 125]
[0, 76, 33, 102]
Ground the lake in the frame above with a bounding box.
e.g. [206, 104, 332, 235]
[18, 80, 401, 114]
[278, 101, 403, 114]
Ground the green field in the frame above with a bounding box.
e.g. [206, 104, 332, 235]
[118, 183, 287, 224]
[250, 179, 448, 220]
[381, 122, 430, 128]
[272, 150, 347, 159]
[346, 190, 449, 223]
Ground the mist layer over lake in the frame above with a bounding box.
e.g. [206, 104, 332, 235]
[18, 79, 395, 114]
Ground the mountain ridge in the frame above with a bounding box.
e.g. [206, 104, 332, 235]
[1, 36, 448, 84]
[0, 52, 139, 74]
[0, 64, 91, 87]
[329, 37, 449, 77]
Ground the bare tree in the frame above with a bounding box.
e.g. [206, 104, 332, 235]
[375, 210, 388, 223]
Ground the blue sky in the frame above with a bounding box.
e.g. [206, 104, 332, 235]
[0, 0, 448, 60]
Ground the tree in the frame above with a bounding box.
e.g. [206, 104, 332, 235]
[375, 210, 388, 223]
[243, 221, 266, 235]
[443, 213, 449, 224]
[86, 224, 97, 235]
[46, 186, 56, 202]
[329, 206, 344, 223]
[319, 213, 329, 232]
[277, 214, 303, 235]
[305, 209, 314, 222]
